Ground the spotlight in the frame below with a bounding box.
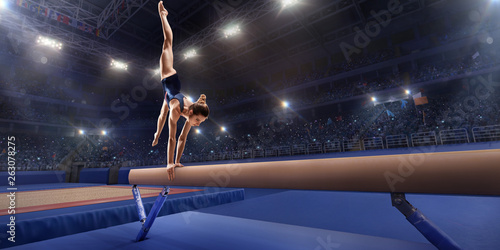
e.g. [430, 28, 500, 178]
[111, 59, 128, 70]
[36, 36, 63, 50]
[0, 0, 7, 9]
[282, 0, 299, 8]
[282, 101, 289, 107]
[223, 24, 241, 38]
[221, 126, 226, 132]
[371, 97, 377, 102]
[101, 130, 107, 135]
[186, 96, 194, 103]
[79, 130, 85, 135]
[196, 129, 201, 134]
[184, 49, 197, 59]
[486, 37, 494, 44]
[405, 90, 411, 95]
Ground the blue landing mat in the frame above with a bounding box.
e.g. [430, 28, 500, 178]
[197, 190, 500, 250]
[0, 187, 244, 248]
[7, 212, 435, 250]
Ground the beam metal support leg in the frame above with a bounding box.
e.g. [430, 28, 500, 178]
[133, 186, 170, 242]
[132, 185, 147, 224]
[391, 193, 461, 249]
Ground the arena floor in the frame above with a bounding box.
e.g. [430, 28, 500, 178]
[1, 142, 500, 249]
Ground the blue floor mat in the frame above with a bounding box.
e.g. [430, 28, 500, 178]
[8, 212, 435, 250]
[197, 190, 500, 249]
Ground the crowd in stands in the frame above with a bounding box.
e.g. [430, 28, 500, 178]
[181, 81, 500, 161]
[0, 134, 81, 171]
[0, 105, 68, 124]
[72, 135, 164, 168]
[0, 133, 165, 171]
[210, 45, 499, 125]
[1, 75, 498, 170]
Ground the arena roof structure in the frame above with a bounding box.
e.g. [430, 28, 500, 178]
[0, 0, 480, 89]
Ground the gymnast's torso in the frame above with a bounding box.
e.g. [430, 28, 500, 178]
[162, 73, 188, 113]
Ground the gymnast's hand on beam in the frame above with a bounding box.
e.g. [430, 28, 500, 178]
[166, 163, 183, 180]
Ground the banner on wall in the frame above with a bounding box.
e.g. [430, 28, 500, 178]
[414, 96, 429, 106]
[16, 0, 101, 37]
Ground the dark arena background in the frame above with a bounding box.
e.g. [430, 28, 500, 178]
[1, 0, 500, 249]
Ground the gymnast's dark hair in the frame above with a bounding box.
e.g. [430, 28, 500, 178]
[189, 94, 210, 117]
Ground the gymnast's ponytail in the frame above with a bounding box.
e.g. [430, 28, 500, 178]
[196, 94, 207, 105]
[189, 94, 210, 117]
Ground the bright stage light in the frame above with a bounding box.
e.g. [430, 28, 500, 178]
[36, 36, 62, 50]
[111, 59, 128, 70]
[221, 126, 226, 132]
[101, 130, 107, 135]
[282, 101, 289, 107]
[196, 129, 201, 134]
[186, 96, 194, 103]
[282, 0, 299, 8]
[371, 97, 377, 102]
[486, 37, 494, 44]
[405, 89, 411, 95]
[184, 49, 197, 59]
[224, 24, 241, 38]
[79, 130, 85, 135]
[0, 0, 7, 9]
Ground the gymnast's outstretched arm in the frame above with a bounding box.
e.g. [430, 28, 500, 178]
[152, 101, 168, 147]
[175, 121, 192, 165]
[166, 107, 181, 180]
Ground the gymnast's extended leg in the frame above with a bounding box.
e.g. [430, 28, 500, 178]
[158, 1, 176, 79]
[152, 1, 175, 146]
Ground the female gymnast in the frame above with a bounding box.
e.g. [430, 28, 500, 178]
[152, 1, 210, 181]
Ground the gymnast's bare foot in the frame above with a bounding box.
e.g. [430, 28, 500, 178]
[152, 133, 159, 147]
[158, 1, 168, 16]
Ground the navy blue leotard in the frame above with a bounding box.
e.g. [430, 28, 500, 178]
[161, 74, 185, 112]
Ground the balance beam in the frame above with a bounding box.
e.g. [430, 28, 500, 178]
[129, 149, 500, 195]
